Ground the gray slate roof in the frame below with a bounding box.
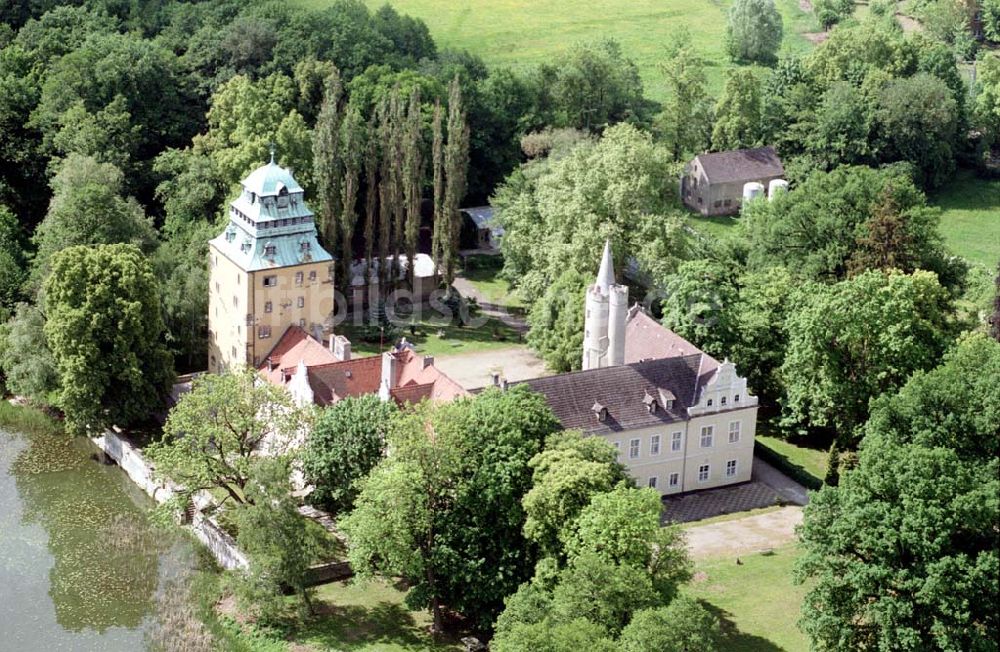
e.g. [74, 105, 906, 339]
[515, 354, 707, 435]
[695, 146, 784, 184]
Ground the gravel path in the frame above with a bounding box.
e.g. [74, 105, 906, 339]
[434, 346, 548, 389]
[685, 506, 803, 559]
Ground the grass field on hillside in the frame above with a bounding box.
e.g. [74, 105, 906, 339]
[687, 545, 810, 652]
[930, 170, 1000, 268]
[298, 0, 818, 99]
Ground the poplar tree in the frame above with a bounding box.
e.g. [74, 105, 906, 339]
[442, 77, 470, 285]
[377, 99, 393, 292]
[402, 88, 424, 290]
[363, 113, 379, 289]
[430, 101, 446, 285]
[312, 69, 344, 252]
[339, 105, 364, 297]
[389, 88, 406, 282]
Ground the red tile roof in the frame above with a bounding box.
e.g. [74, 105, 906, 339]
[257, 325, 339, 384]
[624, 307, 719, 375]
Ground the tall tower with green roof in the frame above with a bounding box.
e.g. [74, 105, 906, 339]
[207, 157, 335, 371]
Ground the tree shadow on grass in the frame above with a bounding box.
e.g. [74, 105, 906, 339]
[299, 599, 462, 651]
[699, 600, 789, 652]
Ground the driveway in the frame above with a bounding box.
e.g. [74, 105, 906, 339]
[684, 506, 803, 559]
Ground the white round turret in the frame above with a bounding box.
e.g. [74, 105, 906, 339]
[607, 285, 628, 367]
[583, 286, 610, 370]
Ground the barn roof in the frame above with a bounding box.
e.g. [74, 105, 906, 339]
[694, 146, 784, 184]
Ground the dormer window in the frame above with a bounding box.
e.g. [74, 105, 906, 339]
[592, 401, 608, 423]
[300, 241, 311, 252]
[264, 244, 277, 257]
[658, 388, 675, 410]
[643, 390, 658, 413]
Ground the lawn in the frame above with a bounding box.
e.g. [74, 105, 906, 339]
[337, 314, 524, 357]
[216, 579, 464, 652]
[297, 0, 818, 99]
[687, 213, 742, 239]
[929, 169, 1000, 268]
[459, 254, 524, 309]
[756, 434, 827, 486]
[686, 545, 810, 652]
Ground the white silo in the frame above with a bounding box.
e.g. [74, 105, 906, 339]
[742, 182, 765, 202]
[768, 179, 789, 200]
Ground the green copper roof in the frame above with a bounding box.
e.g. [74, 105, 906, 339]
[210, 159, 333, 271]
[241, 159, 304, 196]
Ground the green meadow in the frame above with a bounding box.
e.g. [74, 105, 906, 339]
[298, 0, 819, 99]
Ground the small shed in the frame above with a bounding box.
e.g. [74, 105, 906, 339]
[681, 147, 784, 216]
[460, 206, 503, 250]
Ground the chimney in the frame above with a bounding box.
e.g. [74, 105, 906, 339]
[332, 335, 351, 361]
[491, 372, 501, 387]
[378, 351, 398, 401]
[267, 357, 278, 372]
[500, 378, 509, 391]
[422, 355, 434, 369]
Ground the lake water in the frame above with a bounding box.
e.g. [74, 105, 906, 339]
[0, 427, 197, 651]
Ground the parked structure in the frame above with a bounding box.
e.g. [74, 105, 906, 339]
[460, 206, 503, 251]
[510, 245, 759, 496]
[207, 156, 334, 371]
[681, 146, 784, 216]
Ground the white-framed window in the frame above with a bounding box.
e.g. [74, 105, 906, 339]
[729, 421, 741, 443]
[707, 398, 713, 407]
[629, 438, 640, 459]
[295, 271, 304, 286]
[726, 459, 738, 477]
[700, 426, 714, 448]
[721, 396, 727, 406]
[258, 325, 271, 339]
[671, 431, 682, 452]
[232, 295, 238, 308]
[648, 476, 658, 489]
[650, 435, 661, 456]
[698, 464, 710, 482]
[264, 301, 272, 313]
[297, 296, 305, 308]
[263, 275, 277, 287]
[309, 271, 317, 282]
[735, 394, 741, 403]
[669, 472, 679, 487]
[236, 274, 240, 285]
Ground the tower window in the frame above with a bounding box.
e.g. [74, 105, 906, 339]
[264, 244, 277, 257]
[263, 275, 277, 287]
[297, 296, 305, 308]
[295, 272, 303, 286]
[264, 301, 272, 313]
[258, 325, 271, 339]
[308, 271, 317, 282]
[300, 241, 311, 252]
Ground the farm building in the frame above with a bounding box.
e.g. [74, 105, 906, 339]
[681, 146, 784, 216]
[460, 206, 503, 251]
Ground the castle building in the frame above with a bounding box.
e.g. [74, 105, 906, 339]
[208, 157, 335, 372]
[512, 244, 760, 496]
[583, 241, 629, 370]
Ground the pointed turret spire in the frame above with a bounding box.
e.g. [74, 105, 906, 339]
[595, 240, 615, 290]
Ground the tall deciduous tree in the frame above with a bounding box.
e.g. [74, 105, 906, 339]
[618, 598, 722, 652]
[430, 100, 446, 284]
[342, 386, 561, 632]
[313, 68, 344, 252]
[435, 77, 469, 286]
[402, 88, 423, 290]
[339, 104, 364, 296]
[797, 334, 999, 651]
[0, 205, 27, 308]
[725, 0, 783, 64]
[0, 303, 59, 402]
[43, 243, 173, 434]
[31, 154, 155, 289]
[711, 69, 764, 151]
[655, 28, 713, 160]
[146, 368, 307, 505]
[781, 269, 958, 444]
[301, 394, 397, 514]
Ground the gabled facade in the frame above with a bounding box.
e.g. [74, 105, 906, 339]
[208, 157, 335, 371]
[681, 146, 784, 216]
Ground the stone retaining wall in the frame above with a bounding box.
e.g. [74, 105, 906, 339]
[92, 429, 248, 570]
